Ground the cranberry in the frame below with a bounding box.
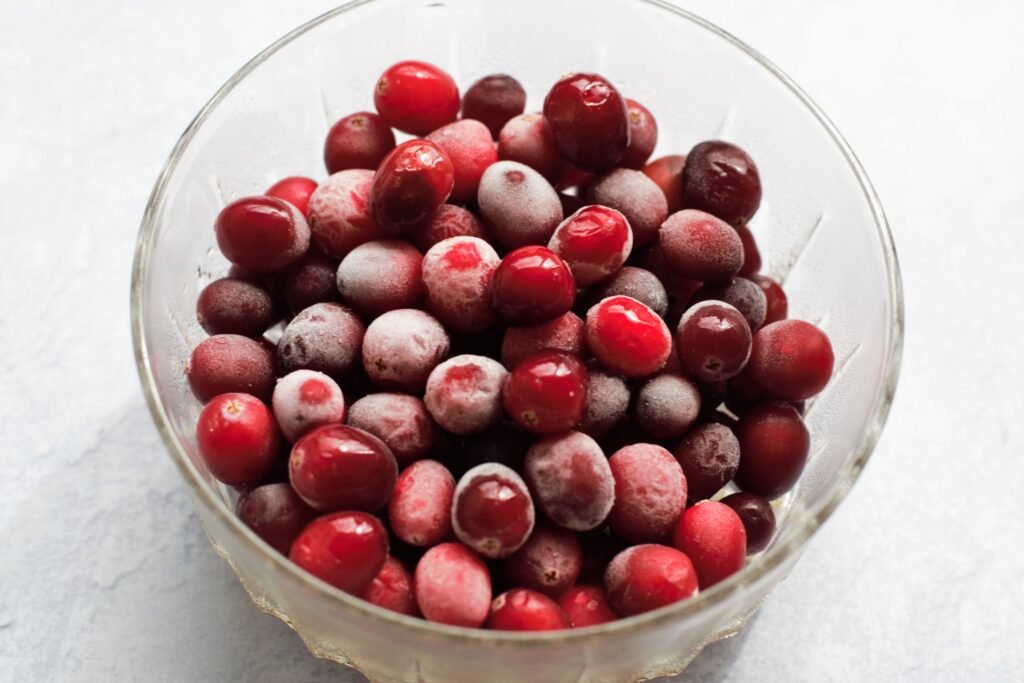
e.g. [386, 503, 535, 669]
[373, 60, 459, 135]
[724, 369, 766, 416]
[414, 542, 492, 627]
[672, 501, 746, 588]
[523, 431, 614, 532]
[410, 204, 487, 251]
[421, 236, 500, 333]
[735, 402, 809, 498]
[504, 525, 583, 597]
[682, 140, 761, 225]
[635, 373, 702, 440]
[487, 589, 569, 631]
[491, 246, 576, 325]
[673, 421, 741, 504]
[347, 393, 436, 465]
[579, 370, 630, 439]
[361, 309, 450, 392]
[543, 72, 629, 171]
[426, 119, 498, 203]
[641, 243, 703, 301]
[675, 301, 752, 382]
[591, 266, 668, 318]
[370, 139, 455, 234]
[478, 160, 563, 249]
[585, 169, 668, 248]
[196, 277, 277, 338]
[691, 277, 768, 332]
[621, 99, 658, 169]
[660, 209, 744, 282]
[307, 169, 381, 258]
[236, 482, 316, 554]
[452, 463, 535, 558]
[558, 585, 618, 627]
[604, 544, 699, 616]
[288, 424, 397, 512]
[720, 492, 776, 554]
[196, 393, 279, 487]
[751, 274, 788, 325]
[214, 196, 310, 273]
[424, 354, 508, 435]
[336, 239, 423, 318]
[278, 302, 366, 380]
[324, 111, 396, 173]
[289, 511, 388, 594]
[497, 113, 566, 184]
[747, 320, 834, 401]
[642, 154, 686, 214]
[585, 296, 672, 378]
[548, 206, 633, 287]
[360, 556, 418, 616]
[503, 351, 588, 435]
[501, 316, 580, 372]
[388, 459, 455, 547]
[607, 443, 687, 543]
[737, 224, 762, 276]
[454, 422, 532, 477]
[265, 176, 318, 217]
[271, 369, 346, 443]
[279, 250, 341, 315]
[188, 334, 276, 403]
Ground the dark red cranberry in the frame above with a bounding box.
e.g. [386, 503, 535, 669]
[604, 544, 699, 616]
[487, 588, 569, 631]
[188, 334, 276, 402]
[347, 393, 436, 465]
[558, 585, 618, 627]
[578, 530, 627, 584]
[675, 301, 752, 382]
[271, 369, 347, 443]
[721, 492, 776, 554]
[373, 60, 460, 135]
[682, 140, 761, 225]
[414, 542, 492, 627]
[462, 74, 527, 139]
[737, 224, 762, 276]
[478, 160, 564, 249]
[236, 482, 316, 554]
[503, 351, 588, 435]
[543, 72, 629, 171]
[501, 311, 585, 370]
[361, 309, 450, 392]
[215, 196, 310, 273]
[196, 277, 277, 337]
[289, 511, 388, 594]
[370, 139, 454, 233]
[673, 421, 741, 504]
[196, 393, 279, 487]
[504, 525, 583, 596]
[635, 373, 702, 440]
[279, 250, 341, 315]
[277, 302, 366, 380]
[360, 556, 418, 616]
[621, 99, 658, 169]
[586, 168, 668, 247]
[748, 320, 834, 401]
[336, 239, 424, 318]
[642, 154, 686, 214]
[410, 204, 487, 251]
[388, 459, 455, 547]
[265, 176, 318, 217]
[452, 463, 535, 558]
[585, 295, 672, 378]
[497, 113, 566, 184]
[424, 354, 507, 435]
[641, 243, 703, 300]
[579, 370, 630, 440]
[660, 209, 744, 282]
[591, 266, 668, 318]
[307, 169, 381, 258]
[672, 501, 746, 588]
[524, 431, 615, 532]
[324, 111, 396, 173]
[725, 369, 766, 416]
[607, 444, 687, 543]
[548, 206, 633, 287]
[421, 236, 500, 333]
[751, 274, 788, 325]
[426, 119, 499, 203]
[491, 246, 576, 325]
[735, 402, 809, 498]
[691, 277, 768, 332]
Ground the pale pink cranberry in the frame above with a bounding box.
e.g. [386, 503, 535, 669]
[360, 556, 419, 616]
[477, 161, 563, 249]
[590, 266, 668, 318]
[361, 309, 450, 392]
[188, 334, 276, 403]
[215, 196, 311, 273]
[272, 369, 346, 442]
[307, 169, 381, 259]
[504, 525, 583, 597]
[604, 544, 698, 616]
[235, 482, 316, 555]
[523, 431, 614, 532]
[585, 168, 668, 247]
[547, 206, 633, 287]
[578, 370, 630, 439]
[621, 99, 658, 169]
[607, 443, 687, 543]
[279, 250, 342, 315]
[747, 320, 834, 401]
[585, 296, 672, 378]
[673, 421, 741, 504]
[347, 393, 436, 465]
[415, 542, 492, 627]
[410, 204, 487, 252]
[558, 585, 618, 627]
[277, 302, 366, 380]
[421, 236, 500, 333]
[388, 459, 456, 547]
[497, 113, 566, 183]
[336, 239, 423, 318]
[266, 176, 318, 217]
[424, 354, 508, 435]
[659, 209, 743, 282]
[196, 393, 279, 488]
[290, 511, 388, 595]
[501, 312, 585, 369]
[635, 373, 701, 440]
[487, 589, 569, 631]
[427, 119, 499, 203]
[452, 463, 535, 559]
[672, 501, 747, 588]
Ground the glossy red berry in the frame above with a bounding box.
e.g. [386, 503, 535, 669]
[500, 312, 585, 370]
[307, 169, 381, 259]
[421, 236, 500, 333]
[279, 250, 342, 315]
[604, 544, 699, 616]
[324, 111, 396, 173]
[196, 393, 279, 488]
[750, 274, 788, 325]
[271, 369, 346, 443]
[409, 204, 487, 251]
[236, 482, 316, 555]
[426, 119, 498, 203]
[497, 113, 566, 184]
[747, 320, 834, 401]
[487, 589, 569, 631]
[548, 206, 633, 287]
[373, 60, 460, 136]
[491, 246, 576, 325]
[504, 525, 583, 596]
[188, 334, 276, 403]
[452, 463, 535, 559]
[370, 139, 454, 234]
[478, 160, 563, 249]
[277, 302, 366, 380]
[675, 301, 752, 382]
[586, 169, 668, 247]
[424, 354, 508, 435]
[360, 556, 418, 616]
[673, 421, 741, 504]
[735, 402, 810, 498]
[607, 443, 687, 543]
[642, 154, 686, 214]
[523, 431, 614, 532]
[672, 501, 746, 588]
[503, 351, 588, 435]
[414, 542, 492, 627]
[682, 140, 761, 225]
[621, 99, 658, 169]
[543, 72, 630, 171]
[336, 239, 424, 318]
[388, 459, 456, 547]
[660, 209, 744, 282]
[585, 295, 672, 378]
[347, 393, 436, 465]
[265, 176, 318, 217]
[721, 492, 776, 554]
[635, 373, 701, 440]
[462, 74, 527, 139]
[558, 585, 618, 627]
[196, 277, 277, 338]
[289, 511, 388, 595]
[214, 196, 310, 273]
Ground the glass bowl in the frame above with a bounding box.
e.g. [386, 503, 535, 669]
[131, 0, 903, 681]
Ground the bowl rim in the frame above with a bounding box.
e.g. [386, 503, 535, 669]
[131, 0, 904, 647]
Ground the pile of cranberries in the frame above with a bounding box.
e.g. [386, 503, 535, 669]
[188, 60, 834, 631]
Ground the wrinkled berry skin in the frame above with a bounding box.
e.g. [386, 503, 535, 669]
[543, 73, 630, 172]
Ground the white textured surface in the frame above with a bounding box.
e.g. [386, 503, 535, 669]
[1, 0, 1022, 680]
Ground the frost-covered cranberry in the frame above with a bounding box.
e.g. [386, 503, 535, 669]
[388, 459, 455, 547]
[279, 250, 341, 315]
[691, 277, 768, 332]
[721, 492, 776, 554]
[491, 246, 575, 325]
[215, 196, 310, 273]
[621, 99, 658, 169]
[675, 301, 752, 382]
[289, 424, 397, 512]
[487, 589, 569, 631]
[414, 542, 492, 627]
[462, 74, 527, 139]
[307, 169, 381, 258]
[290, 511, 388, 594]
[374, 60, 459, 135]
[635, 373, 701, 440]
[503, 351, 588, 435]
[673, 421, 741, 504]
[501, 312, 585, 369]
[370, 139, 454, 234]
[410, 204, 487, 251]
[751, 274, 788, 325]
[278, 302, 366, 380]
[660, 209, 743, 282]
[543, 72, 629, 171]
[604, 544, 699, 616]
[236, 482, 316, 554]
[266, 176, 318, 217]
[452, 463, 535, 559]
[524, 431, 614, 532]
[735, 402, 809, 498]
[736, 224, 762, 277]
[585, 296, 672, 378]
[426, 119, 498, 203]
[641, 243, 703, 301]
[607, 443, 687, 543]
[271, 369, 346, 442]
[673, 501, 746, 588]
[548, 206, 632, 287]
[558, 585, 618, 627]
[477, 161, 563, 249]
[747, 320, 834, 401]
[421, 236, 500, 333]
[336, 239, 423, 318]
[360, 556, 418, 616]
[361, 309, 449, 392]
[347, 393, 436, 464]
[424, 354, 508, 435]
[682, 140, 761, 226]
[196, 393, 279, 487]
[642, 154, 686, 214]
[585, 169, 667, 248]
[196, 277, 277, 338]
[497, 114, 566, 184]
[504, 525, 582, 596]
[324, 111, 396, 173]
[579, 370, 630, 439]
[590, 266, 668, 318]
[188, 334, 276, 402]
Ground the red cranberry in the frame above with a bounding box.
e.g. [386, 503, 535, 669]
[503, 351, 588, 435]
[289, 511, 388, 594]
[478, 160, 563, 249]
[347, 393, 436, 465]
[410, 204, 487, 251]
[491, 246, 576, 325]
[360, 556, 418, 616]
[720, 492, 776, 554]
[279, 250, 341, 315]
[735, 402, 809, 498]
[543, 72, 629, 172]
[236, 482, 316, 555]
[641, 243, 703, 300]
[388, 459, 455, 547]
[672, 501, 746, 588]
[452, 463, 535, 559]
[504, 525, 583, 597]
[414, 542, 492, 627]
[737, 224, 762, 276]
[487, 589, 569, 631]
[682, 140, 761, 226]
[336, 239, 423, 318]
[607, 443, 687, 543]
[579, 370, 630, 439]
[196, 393, 279, 487]
[370, 139, 454, 234]
[660, 209, 743, 282]
[675, 301, 752, 382]
[751, 274, 788, 325]
[586, 169, 668, 248]
[725, 368, 766, 416]
[265, 176, 318, 217]
[691, 277, 768, 332]
[523, 431, 614, 532]
[188, 334, 275, 403]
[373, 60, 459, 135]
[289, 424, 397, 512]
[426, 119, 498, 203]
[501, 312, 585, 370]
[747, 320, 834, 401]
[421, 236, 500, 333]
[635, 373, 702, 440]
[215, 196, 310, 273]
[307, 169, 381, 258]
[278, 302, 366, 380]
[673, 421, 741, 504]
[591, 266, 668, 318]
[604, 544, 699, 616]
[361, 309, 450, 392]
[324, 111, 396, 173]
[196, 277, 277, 338]
[271, 369, 346, 443]
[621, 99, 658, 169]
[642, 154, 686, 214]
[497, 113, 566, 184]
[462, 74, 527, 138]
[585, 295, 672, 378]
[424, 354, 508, 435]
[548, 206, 633, 287]
[558, 585, 618, 627]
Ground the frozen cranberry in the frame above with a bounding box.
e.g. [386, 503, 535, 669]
[214, 196, 310, 273]
[290, 511, 388, 594]
[324, 111, 396, 173]
[497, 114, 566, 184]
[641, 243, 703, 301]
[543, 72, 629, 171]
[675, 301, 752, 382]
[747, 320, 834, 401]
[682, 140, 761, 226]
[374, 61, 459, 135]
[271, 369, 346, 442]
[388, 459, 456, 547]
[487, 589, 568, 631]
[751, 274, 788, 325]
[279, 250, 341, 315]
[607, 444, 687, 543]
[585, 169, 667, 248]
[360, 556, 418, 616]
[673, 421, 741, 504]
[421, 236, 500, 333]
[453, 422, 531, 477]
[410, 204, 487, 251]
[604, 544, 699, 616]
[278, 302, 365, 380]
[426, 119, 498, 203]
[673, 501, 746, 588]
[736, 224, 762, 277]
[590, 266, 668, 318]
[491, 246, 576, 325]
[370, 139, 454, 234]
[735, 402, 809, 498]
[691, 277, 768, 332]
[188, 334, 275, 403]
[635, 373, 701, 440]
[524, 431, 614, 532]
[585, 296, 672, 378]
[336, 239, 423, 318]
[307, 169, 381, 259]
[548, 206, 633, 287]
[236, 482, 316, 554]
[361, 309, 449, 392]
[347, 393, 436, 464]
[414, 542, 492, 627]
[462, 74, 527, 139]
[504, 525, 582, 596]
[289, 424, 397, 512]
[501, 312, 585, 369]
[424, 354, 507, 435]
[196, 393, 279, 487]
[660, 209, 743, 282]
[642, 154, 686, 214]
[558, 585, 618, 627]
[265, 176, 318, 217]
[478, 160, 563, 249]
[503, 351, 588, 435]
[452, 463, 535, 558]
[579, 370, 629, 439]
[196, 277, 277, 338]
[621, 100, 657, 169]
[721, 492, 776, 554]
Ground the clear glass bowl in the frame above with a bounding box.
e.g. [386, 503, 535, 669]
[131, 1, 903, 680]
